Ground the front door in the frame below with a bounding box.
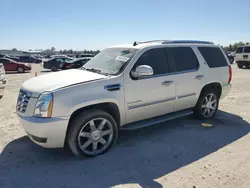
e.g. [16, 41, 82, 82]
[124, 47, 176, 124]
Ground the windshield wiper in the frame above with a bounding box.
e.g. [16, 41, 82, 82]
[81, 67, 108, 75]
[86, 68, 102, 73]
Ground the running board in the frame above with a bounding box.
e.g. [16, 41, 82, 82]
[120, 109, 194, 130]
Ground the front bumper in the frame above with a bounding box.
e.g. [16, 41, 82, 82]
[221, 84, 232, 99]
[17, 114, 69, 148]
[0, 78, 8, 96]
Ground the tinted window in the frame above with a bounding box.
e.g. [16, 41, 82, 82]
[167, 47, 199, 72]
[0, 59, 10, 64]
[236, 47, 243, 53]
[198, 47, 228, 68]
[244, 47, 250, 53]
[134, 48, 169, 75]
[56, 58, 63, 62]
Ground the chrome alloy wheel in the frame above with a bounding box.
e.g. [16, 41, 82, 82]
[77, 118, 114, 155]
[201, 93, 217, 117]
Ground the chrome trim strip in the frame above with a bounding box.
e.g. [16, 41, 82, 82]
[178, 93, 196, 99]
[128, 97, 175, 110]
[127, 100, 142, 104]
[138, 69, 198, 80]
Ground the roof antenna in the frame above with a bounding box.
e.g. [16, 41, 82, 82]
[133, 41, 138, 46]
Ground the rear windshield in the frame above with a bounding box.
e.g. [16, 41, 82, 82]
[198, 47, 228, 68]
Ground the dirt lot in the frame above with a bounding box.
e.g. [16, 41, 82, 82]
[1, 64, 250, 188]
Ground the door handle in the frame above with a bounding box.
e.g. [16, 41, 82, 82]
[162, 81, 174, 86]
[195, 75, 204, 80]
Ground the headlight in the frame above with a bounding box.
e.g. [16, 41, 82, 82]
[34, 92, 53, 117]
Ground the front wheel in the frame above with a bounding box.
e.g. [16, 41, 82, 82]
[194, 89, 219, 119]
[67, 109, 118, 157]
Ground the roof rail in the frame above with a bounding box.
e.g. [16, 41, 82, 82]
[133, 40, 213, 46]
[133, 40, 168, 46]
[162, 40, 214, 44]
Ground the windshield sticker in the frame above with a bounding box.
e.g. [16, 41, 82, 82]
[115, 56, 129, 62]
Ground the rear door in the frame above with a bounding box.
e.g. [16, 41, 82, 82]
[166, 46, 205, 111]
[243, 46, 250, 61]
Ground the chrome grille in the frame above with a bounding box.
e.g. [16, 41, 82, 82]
[16, 89, 32, 113]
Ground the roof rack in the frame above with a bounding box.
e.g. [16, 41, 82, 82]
[133, 40, 213, 46]
[162, 40, 214, 44]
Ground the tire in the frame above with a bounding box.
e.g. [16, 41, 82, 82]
[51, 66, 57, 72]
[194, 88, 219, 119]
[67, 109, 118, 157]
[17, 67, 25, 73]
[237, 64, 243, 69]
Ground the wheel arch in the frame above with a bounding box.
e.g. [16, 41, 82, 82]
[65, 102, 121, 146]
[199, 82, 222, 98]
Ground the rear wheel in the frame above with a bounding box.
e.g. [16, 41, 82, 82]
[17, 67, 25, 73]
[51, 66, 57, 72]
[194, 89, 219, 119]
[67, 109, 118, 157]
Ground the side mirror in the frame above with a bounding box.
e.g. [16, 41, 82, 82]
[132, 65, 153, 78]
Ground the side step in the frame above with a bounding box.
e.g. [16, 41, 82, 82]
[120, 109, 194, 130]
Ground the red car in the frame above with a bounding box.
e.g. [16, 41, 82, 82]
[0, 58, 31, 73]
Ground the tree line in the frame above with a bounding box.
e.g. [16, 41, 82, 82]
[223, 42, 250, 52]
[11, 41, 250, 54]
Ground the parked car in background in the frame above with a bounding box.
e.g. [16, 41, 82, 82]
[16, 40, 232, 157]
[235, 46, 250, 68]
[51, 54, 72, 59]
[79, 54, 94, 58]
[225, 51, 234, 64]
[62, 57, 92, 69]
[0, 62, 7, 99]
[43, 57, 73, 71]
[9, 56, 20, 62]
[0, 54, 10, 58]
[19, 56, 42, 64]
[0, 58, 32, 73]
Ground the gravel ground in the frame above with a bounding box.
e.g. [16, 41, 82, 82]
[1, 64, 250, 188]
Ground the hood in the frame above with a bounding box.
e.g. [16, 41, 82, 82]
[22, 69, 106, 94]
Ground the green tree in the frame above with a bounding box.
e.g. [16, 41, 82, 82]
[12, 48, 17, 51]
[51, 47, 56, 51]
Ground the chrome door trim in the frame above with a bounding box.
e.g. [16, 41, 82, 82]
[137, 69, 198, 80]
[177, 93, 196, 99]
[128, 97, 175, 110]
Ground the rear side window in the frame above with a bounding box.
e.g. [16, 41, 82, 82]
[236, 47, 243, 53]
[134, 48, 170, 75]
[198, 47, 228, 68]
[167, 47, 199, 72]
[0, 59, 9, 64]
[244, 47, 250, 53]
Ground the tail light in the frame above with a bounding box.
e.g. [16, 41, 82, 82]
[228, 66, 232, 84]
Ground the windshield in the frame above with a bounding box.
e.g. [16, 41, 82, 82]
[83, 48, 138, 75]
